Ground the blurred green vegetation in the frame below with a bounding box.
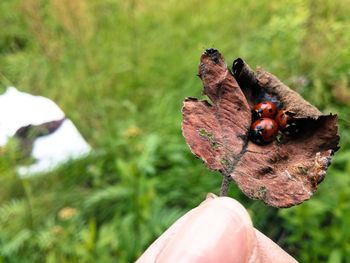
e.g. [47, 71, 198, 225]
[0, 0, 350, 262]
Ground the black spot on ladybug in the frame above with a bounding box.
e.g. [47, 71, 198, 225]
[269, 109, 273, 113]
[280, 113, 285, 117]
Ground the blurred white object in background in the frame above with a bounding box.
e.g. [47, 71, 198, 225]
[0, 87, 65, 146]
[0, 87, 91, 177]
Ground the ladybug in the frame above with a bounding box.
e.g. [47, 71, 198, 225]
[275, 110, 299, 135]
[252, 102, 277, 121]
[249, 118, 279, 144]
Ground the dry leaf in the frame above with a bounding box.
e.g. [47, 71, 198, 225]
[182, 49, 340, 208]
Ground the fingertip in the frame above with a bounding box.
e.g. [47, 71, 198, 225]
[254, 229, 298, 263]
[155, 197, 257, 262]
[137, 197, 297, 263]
[205, 192, 218, 200]
[208, 197, 253, 225]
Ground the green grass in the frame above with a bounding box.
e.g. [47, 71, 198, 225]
[1, 0, 350, 262]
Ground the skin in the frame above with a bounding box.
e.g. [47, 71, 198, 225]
[137, 194, 298, 263]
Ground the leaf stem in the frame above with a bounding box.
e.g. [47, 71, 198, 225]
[220, 175, 232, 196]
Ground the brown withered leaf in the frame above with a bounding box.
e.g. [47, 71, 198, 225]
[182, 49, 340, 208]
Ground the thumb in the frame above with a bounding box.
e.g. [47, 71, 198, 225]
[137, 196, 297, 263]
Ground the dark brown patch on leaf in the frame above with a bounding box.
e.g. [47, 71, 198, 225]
[182, 49, 340, 208]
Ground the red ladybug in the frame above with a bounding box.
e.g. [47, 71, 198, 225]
[249, 118, 279, 144]
[275, 110, 299, 135]
[252, 102, 277, 121]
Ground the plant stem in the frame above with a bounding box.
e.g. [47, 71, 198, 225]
[220, 175, 232, 196]
[19, 178, 33, 229]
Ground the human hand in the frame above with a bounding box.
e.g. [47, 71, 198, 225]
[137, 194, 298, 263]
